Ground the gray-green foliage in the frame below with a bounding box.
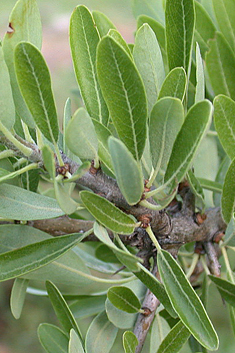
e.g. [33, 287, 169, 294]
[0, 0, 235, 352]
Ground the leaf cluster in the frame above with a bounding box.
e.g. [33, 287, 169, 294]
[0, 0, 235, 353]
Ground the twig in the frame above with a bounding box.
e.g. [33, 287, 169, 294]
[203, 242, 221, 277]
[133, 265, 161, 353]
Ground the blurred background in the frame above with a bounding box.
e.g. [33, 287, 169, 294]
[0, 1, 234, 352]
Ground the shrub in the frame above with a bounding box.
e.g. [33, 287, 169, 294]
[0, 0, 235, 352]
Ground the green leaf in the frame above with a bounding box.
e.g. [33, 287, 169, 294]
[107, 286, 141, 313]
[198, 178, 222, 193]
[209, 275, 235, 308]
[133, 23, 165, 112]
[92, 11, 116, 37]
[109, 137, 143, 205]
[97, 35, 147, 160]
[14, 42, 58, 143]
[123, 331, 138, 353]
[2, 0, 42, 128]
[106, 298, 137, 330]
[157, 321, 190, 353]
[120, 260, 177, 318]
[38, 323, 69, 353]
[54, 182, 79, 215]
[205, 32, 235, 100]
[213, 0, 235, 53]
[195, 43, 205, 103]
[194, 1, 216, 58]
[0, 225, 126, 293]
[136, 15, 166, 65]
[85, 311, 118, 353]
[105, 279, 145, 329]
[69, 329, 85, 353]
[92, 120, 114, 175]
[0, 232, 84, 282]
[65, 108, 98, 161]
[214, 95, 235, 160]
[0, 183, 64, 220]
[187, 170, 205, 211]
[150, 313, 170, 353]
[70, 5, 109, 125]
[158, 67, 187, 101]
[149, 97, 184, 179]
[10, 278, 29, 319]
[193, 135, 219, 208]
[157, 249, 219, 350]
[108, 29, 132, 57]
[221, 158, 235, 223]
[164, 100, 213, 184]
[132, 0, 165, 24]
[80, 191, 137, 234]
[42, 145, 80, 214]
[46, 281, 82, 339]
[165, 0, 195, 75]
[0, 44, 15, 129]
[70, 295, 106, 319]
[93, 222, 140, 271]
[42, 145, 55, 179]
[223, 217, 235, 246]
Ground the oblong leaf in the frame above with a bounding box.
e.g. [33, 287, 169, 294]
[108, 29, 132, 57]
[97, 35, 147, 160]
[157, 321, 190, 353]
[214, 94, 235, 160]
[133, 23, 165, 112]
[149, 97, 184, 176]
[38, 323, 69, 353]
[15, 42, 58, 143]
[0, 184, 64, 220]
[0, 44, 15, 129]
[80, 191, 136, 234]
[209, 275, 235, 307]
[158, 67, 187, 101]
[65, 108, 98, 161]
[205, 32, 235, 100]
[118, 257, 177, 318]
[123, 331, 138, 353]
[10, 278, 29, 319]
[85, 311, 118, 353]
[70, 5, 108, 125]
[213, 0, 235, 53]
[69, 329, 85, 353]
[2, 0, 42, 127]
[109, 137, 143, 205]
[132, 0, 165, 24]
[92, 11, 116, 37]
[0, 232, 84, 282]
[46, 281, 82, 339]
[157, 249, 219, 350]
[194, 1, 216, 58]
[221, 158, 235, 223]
[92, 120, 114, 175]
[107, 286, 141, 313]
[195, 43, 205, 103]
[164, 100, 213, 184]
[136, 15, 166, 61]
[93, 222, 140, 272]
[166, 0, 195, 75]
